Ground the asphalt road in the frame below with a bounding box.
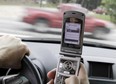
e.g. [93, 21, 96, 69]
[0, 19, 63, 39]
[0, 19, 116, 42]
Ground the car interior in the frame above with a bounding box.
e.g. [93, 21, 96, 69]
[0, 0, 116, 84]
[0, 37, 116, 84]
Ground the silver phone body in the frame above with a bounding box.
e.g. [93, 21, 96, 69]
[54, 11, 85, 84]
[54, 56, 81, 84]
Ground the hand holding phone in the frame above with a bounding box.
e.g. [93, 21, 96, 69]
[47, 63, 89, 84]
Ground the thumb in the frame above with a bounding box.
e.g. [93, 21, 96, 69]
[47, 79, 54, 84]
[65, 76, 80, 84]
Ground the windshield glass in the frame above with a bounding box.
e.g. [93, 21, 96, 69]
[0, 0, 116, 44]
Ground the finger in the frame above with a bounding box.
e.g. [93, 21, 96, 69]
[21, 42, 30, 56]
[24, 46, 30, 56]
[16, 38, 21, 42]
[65, 78, 70, 84]
[65, 76, 79, 84]
[0, 35, 14, 40]
[10, 61, 21, 69]
[47, 68, 56, 79]
[47, 79, 54, 84]
[6, 35, 17, 39]
[3, 35, 21, 43]
[1, 59, 21, 69]
[78, 63, 89, 84]
[78, 63, 87, 77]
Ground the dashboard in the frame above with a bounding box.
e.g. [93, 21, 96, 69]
[0, 40, 116, 84]
[25, 41, 116, 84]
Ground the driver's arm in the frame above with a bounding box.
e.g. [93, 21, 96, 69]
[0, 35, 30, 69]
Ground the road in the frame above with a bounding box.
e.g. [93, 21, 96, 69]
[0, 5, 25, 21]
[0, 19, 116, 41]
[0, 19, 62, 39]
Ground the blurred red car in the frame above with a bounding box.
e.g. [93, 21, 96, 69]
[23, 4, 114, 38]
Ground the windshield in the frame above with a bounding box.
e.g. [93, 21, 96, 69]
[0, 0, 116, 45]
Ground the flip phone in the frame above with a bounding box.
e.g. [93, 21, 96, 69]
[54, 11, 85, 84]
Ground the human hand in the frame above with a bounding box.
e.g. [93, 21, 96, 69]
[47, 63, 89, 84]
[0, 35, 30, 69]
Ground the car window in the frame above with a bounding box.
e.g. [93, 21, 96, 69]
[0, 1, 116, 84]
[0, 0, 115, 43]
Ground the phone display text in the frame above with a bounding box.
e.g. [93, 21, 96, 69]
[64, 23, 81, 45]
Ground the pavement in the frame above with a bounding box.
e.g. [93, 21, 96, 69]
[0, 5, 26, 21]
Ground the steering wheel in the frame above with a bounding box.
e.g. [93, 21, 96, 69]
[0, 56, 43, 84]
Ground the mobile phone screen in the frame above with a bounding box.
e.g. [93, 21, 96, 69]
[62, 17, 83, 50]
[64, 22, 81, 45]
